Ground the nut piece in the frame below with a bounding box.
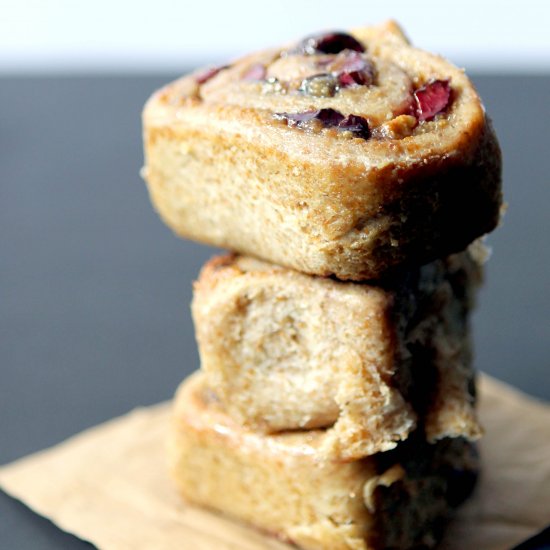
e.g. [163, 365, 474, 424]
[374, 114, 418, 139]
[299, 74, 338, 97]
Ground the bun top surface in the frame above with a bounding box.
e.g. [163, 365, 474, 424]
[144, 21, 487, 171]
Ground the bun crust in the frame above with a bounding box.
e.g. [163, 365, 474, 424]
[169, 372, 479, 550]
[192, 251, 482, 459]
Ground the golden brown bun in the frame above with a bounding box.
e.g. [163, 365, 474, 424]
[192, 250, 482, 459]
[169, 372, 479, 550]
[143, 21, 502, 281]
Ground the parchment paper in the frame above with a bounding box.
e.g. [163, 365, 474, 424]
[1, 374, 549, 550]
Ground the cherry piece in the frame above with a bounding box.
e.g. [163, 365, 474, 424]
[414, 79, 452, 121]
[296, 32, 365, 55]
[338, 70, 372, 87]
[274, 109, 370, 140]
[339, 114, 371, 139]
[316, 108, 347, 126]
[321, 51, 375, 88]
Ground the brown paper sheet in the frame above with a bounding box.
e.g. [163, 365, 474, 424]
[0, 375, 549, 550]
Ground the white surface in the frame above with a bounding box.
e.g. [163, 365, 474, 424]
[2, 0, 549, 73]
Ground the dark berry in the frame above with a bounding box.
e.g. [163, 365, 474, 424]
[295, 32, 365, 55]
[274, 109, 343, 127]
[338, 114, 371, 139]
[320, 51, 375, 88]
[242, 63, 266, 81]
[338, 70, 372, 87]
[414, 79, 452, 121]
[274, 109, 370, 140]
[315, 108, 346, 126]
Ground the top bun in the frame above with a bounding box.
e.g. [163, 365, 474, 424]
[143, 21, 502, 280]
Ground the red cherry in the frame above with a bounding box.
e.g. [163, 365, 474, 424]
[274, 109, 370, 139]
[414, 79, 452, 121]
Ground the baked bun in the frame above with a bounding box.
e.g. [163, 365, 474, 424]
[143, 21, 501, 280]
[169, 372, 479, 550]
[192, 249, 482, 460]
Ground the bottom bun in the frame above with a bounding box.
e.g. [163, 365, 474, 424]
[168, 372, 478, 550]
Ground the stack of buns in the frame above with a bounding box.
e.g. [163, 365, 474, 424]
[142, 21, 502, 550]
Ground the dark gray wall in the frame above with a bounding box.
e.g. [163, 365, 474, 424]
[1, 75, 549, 549]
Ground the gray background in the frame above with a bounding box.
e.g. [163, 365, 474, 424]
[1, 75, 549, 548]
